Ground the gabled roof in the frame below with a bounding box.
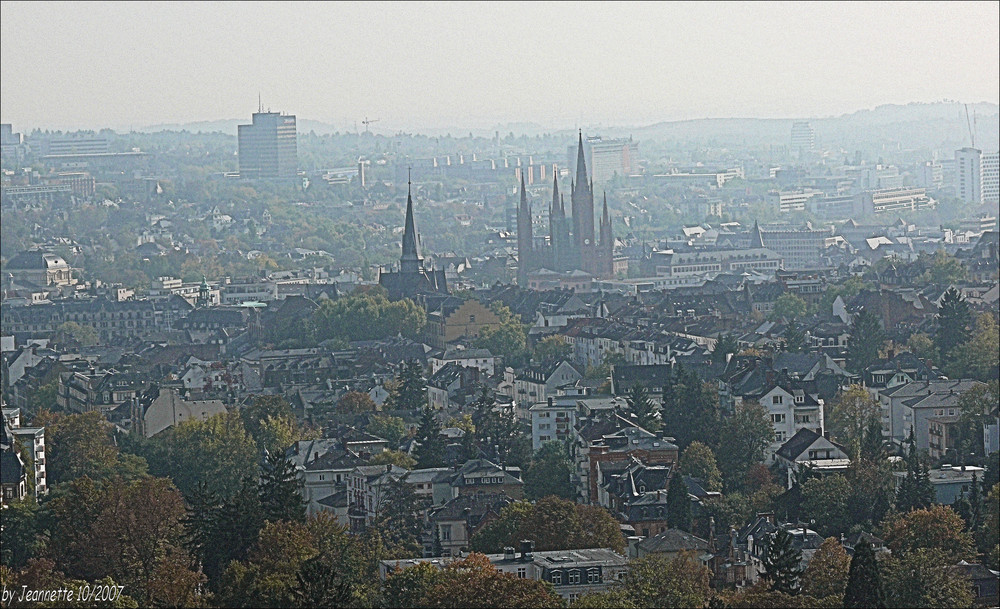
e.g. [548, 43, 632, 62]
[637, 528, 710, 554]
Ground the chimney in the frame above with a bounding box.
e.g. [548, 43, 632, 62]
[519, 539, 534, 561]
[887, 348, 895, 359]
[504, 547, 516, 561]
[386, 464, 393, 473]
[823, 430, 830, 440]
[548, 396, 553, 406]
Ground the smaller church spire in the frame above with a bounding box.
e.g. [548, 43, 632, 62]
[400, 174, 423, 272]
[575, 130, 589, 194]
[551, 172, 561, 218]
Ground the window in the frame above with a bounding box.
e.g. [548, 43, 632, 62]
[771, 414, 785, 424]
[568, 570, 581, 585]
[551, 571, 562, 585]
[440, 525, 451, 541]
[773, 395, 783, 405]
[588, 568, 601, 583]
[517, 567, 527, 579]
[775, 431, 786, 442]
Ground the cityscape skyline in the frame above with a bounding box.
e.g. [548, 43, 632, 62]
[2, 2, 998, 132]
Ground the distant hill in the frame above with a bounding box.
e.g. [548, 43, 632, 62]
[138, 118, 340, 136]
[135, 102, 998, 152]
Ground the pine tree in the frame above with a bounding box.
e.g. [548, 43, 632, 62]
[847, 309, 885, 373]
[259, 449, 305, 523]
[760, 529, 803, 595]
[666, 475, 692, 532]
[935, 288, 972, 365]
[626, 384, 659, 432]
[783, 321, 806, 353]
[393, 360, 427, 412]
[414, 407, 445, 468]
[843, 539, 884, 608]
[896, 428, 933, 512]
[860, 414, 884, 463]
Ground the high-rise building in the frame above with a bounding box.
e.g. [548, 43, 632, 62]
[982, 151, 999, 205]
[518, 132, 617, 284]
[567, 136, 639, 184]
[238, 111, 297, 180]
[956, 147, 983, 204]
[790, 121, 815, 153]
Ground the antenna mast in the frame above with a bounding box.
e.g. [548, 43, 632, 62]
[965, 104, 976, 148]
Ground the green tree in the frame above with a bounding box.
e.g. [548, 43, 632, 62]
[620, 551, 711, 608]
[946, 314, 1000, 382]
[955, 380, 998, 460]
[54, 321, 99, 347]
[260, 449, 305, 523]
[160, 411, 258, 500]
[369, 450, 417, 469]
[679, 441, 723, 493]
[534, 335, 572, 364]
[470, 497, 624, 554]
[935, 287, 972, 365]
[843, 539, 884, 609]
[419, 553, 564, 608]
[413, 407, 445, 468]
[372, 475, 427, 558]
[906, 332, 935, 361]
[771, 293, 808, 321]
[524, 442, 576, 501]
[660, 366, 719, 450]
[760, 529, 803, 595]
[800, 537, 850, 600]
[367, 414, 408, 449]
[711, 333, 740, 363]
[882, 504, 976, 562]
[667, 475, 692, 532]
[0, 499, 43, 569]
[783, 321, 806, 353]
[826, 385, 881, 458]
[883, 548, 974, 609]
[846, 309, 885, 373]
[895, 430, 934, 513]
[311, 291, 425, 343]
[337, 390, 377, 413]
[42, 410, 124, 485]
[801, 475, 851, 537]
[390, 360, 427, 412]
[625, 384, 660, 432]
[716, 402, 773, 491]
[475, 320, 528, 365]
[923, 250, 968, 285]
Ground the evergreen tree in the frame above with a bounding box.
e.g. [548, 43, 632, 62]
[783, 321, 806, 353]
[201, 477, 264, 586]
[860, 413, 885, 463]
[524, 441, 576, 501]
[847, 309, 885, 373]
[843, 540, 884, 608]
[414, 407, 445, 468]
[661, 365, 719, 450]
[760, 529, 803, 595]
[392, 360, 427, 412]
[897, 430, 934, 512]
[293, 552, 352, 608]
[935, 287, 972, 364]
[969, 472, 982, 534]
[626, 384, 660, 432]
[666, 475, 692, 532]
[259, 449, 305, 523]
[711, 334, 739, 363]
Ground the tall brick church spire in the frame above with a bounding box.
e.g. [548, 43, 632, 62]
[516, 172, 533, 285]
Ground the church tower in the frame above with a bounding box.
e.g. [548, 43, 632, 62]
[400, 179, 423, 274]
[516, 173, 533, 285]
[571, 131, 596, 252]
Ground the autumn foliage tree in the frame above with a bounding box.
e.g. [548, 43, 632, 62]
[881, 504, 977, 562]
[471, 497, 624, 554]
[799, 537, 850, 600]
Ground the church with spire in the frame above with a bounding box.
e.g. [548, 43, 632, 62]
[517, 132, 617, 285]
[378, 180, 448, 300]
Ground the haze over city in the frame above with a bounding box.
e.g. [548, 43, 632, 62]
[1, 1, 998, 132]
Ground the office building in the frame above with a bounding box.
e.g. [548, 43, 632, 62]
[956, 148, 983, 204]
[567, 136, 639, 184]
[238, 111, 298, 180]
[983, 151, 999, 205]
[790, 121, 815, 152]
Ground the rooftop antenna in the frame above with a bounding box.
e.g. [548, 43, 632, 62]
[258, 93, 262, 114]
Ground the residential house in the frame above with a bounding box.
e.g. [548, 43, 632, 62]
[876, 379, 981, 450]
[892, 465, 985, 505]
[507, 360, 582, 421]
[430, 459, 524, 505]
[429, 347, 497, 376]
[425, 492, 513, 557]
[774, 428, 851, 489]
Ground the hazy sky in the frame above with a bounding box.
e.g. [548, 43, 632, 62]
[2, 1, 998, 132]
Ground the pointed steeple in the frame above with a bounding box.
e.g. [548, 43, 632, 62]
[749, 219, 765, 249]
[600, 192, 611, 246]
[400, 175, 423, 273]
[575, 130, 589, 193]
[519, 172, 528, 211]
[551, 171, 560, 216]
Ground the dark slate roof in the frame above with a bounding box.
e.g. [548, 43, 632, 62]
[637, 528, 709, 554]
[775, 428, 823, 462]
[316, 488, 349, 508]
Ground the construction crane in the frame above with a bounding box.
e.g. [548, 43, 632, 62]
[362, 117, 380, 134]
[965, 104, 976, 148]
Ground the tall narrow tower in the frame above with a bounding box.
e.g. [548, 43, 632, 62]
[571, 131, 595, 251]
[516, 173, 533, 285]
[400, 179, 423, 274]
